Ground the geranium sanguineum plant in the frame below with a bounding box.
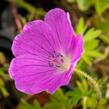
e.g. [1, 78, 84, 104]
[9, 8, 83, 94]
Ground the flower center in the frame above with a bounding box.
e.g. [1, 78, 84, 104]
[48, 51, 71, 72]
[48, 52, 64, 68]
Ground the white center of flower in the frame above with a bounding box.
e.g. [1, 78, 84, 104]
[48, 51, 71, 72]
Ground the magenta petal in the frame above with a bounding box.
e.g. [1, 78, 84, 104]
[9, 54, 55, 79]
[72, 34, 84, 62]
[44, 8, 75, 53]
[15, 71, 55, 94]
[9, 54, 58, 94]
[59, 35, 84, 88]
[12, 20, 58, 57]
[31, 70, 71, 94]
[47, 72, 70, 93]
[15, 73, 62, 94]
[23, 20, 42, 31]
[31, 74, 60, 94]
[9, 54, 66, 94]
[47, 65, 75, 93]
[9, 53, 73, 94]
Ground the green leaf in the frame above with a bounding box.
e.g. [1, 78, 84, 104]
[13, 0, 45, 16]
[66, 89, 83, 106]
[82, 55, 92, 65]
[76, 18, 87, 34]
[34, 100, 41, 109]
[19, 99, 37, 109]
[95, 0, 109, 15]
[43, 89, 69, 109]
[85, 50, 103, 58]
[84, 39, 99, 50]
[0, 79, 9, 97]
[76, 18, 102, 65]
[100, 34, 109, 45]
[76, 0, 94, 11]
[83, 28, 101, 42]
[67, 0, 75, 3]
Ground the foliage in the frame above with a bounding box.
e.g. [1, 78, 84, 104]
[13, 0, 45, 19]
[67, 0, 109, 15]
[18, 99, 41, 109]
[76, 18, 103, 65]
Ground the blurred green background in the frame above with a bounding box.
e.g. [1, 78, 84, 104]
[0, 0, 109, 109]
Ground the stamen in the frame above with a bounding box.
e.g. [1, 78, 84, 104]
[48, 51, 64, 68]
[48, 51, 71, 72]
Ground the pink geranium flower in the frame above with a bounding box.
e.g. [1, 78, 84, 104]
[9, 8, 83, 94]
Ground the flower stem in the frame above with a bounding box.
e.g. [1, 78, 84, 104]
[74, 68, 102, 99]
